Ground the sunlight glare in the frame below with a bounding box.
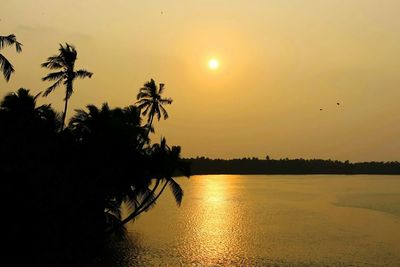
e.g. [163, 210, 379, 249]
[208, 59, 219, 70]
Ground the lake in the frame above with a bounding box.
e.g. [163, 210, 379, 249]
[110, 175, 400, 266]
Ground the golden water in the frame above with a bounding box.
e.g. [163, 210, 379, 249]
[118, 175, 400, 266]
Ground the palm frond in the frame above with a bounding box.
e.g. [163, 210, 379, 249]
[75, 69, 93, 79]
[42, 78, 64, 97]
[138, 86, 152, 93]
[42, 71, 65, 81]
[160, 98, 173, 105]
[0, 35, 14, 49]
[125, 194, 140, 212]
[137, 187, 158, 213]
[136, 99, 151, 107]
[0, 53, 14, 81]
[141, 104, 152, 116]
[14, 40, 22, 53]
[41, 60, 63, 70]
[159, 105, 169, 120]
[168, 179, 184, 206]
[42, 54, 66, 68]
[136, 91, 152, 100]
[154, 105, 161, 121]
[0, 35, 22, 52]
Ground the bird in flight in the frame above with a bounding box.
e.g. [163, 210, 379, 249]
[337, 102, 340, 105]
[320, 108, 323, 111]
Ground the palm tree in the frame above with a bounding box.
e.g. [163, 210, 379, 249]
[108, 138, 190, 235]
[136, 79, 173, 136]
[41, 43, 93, 130]
[0, 34, 22, 81]
[1, 88, 40, 113]
[0, 88, 61, 131]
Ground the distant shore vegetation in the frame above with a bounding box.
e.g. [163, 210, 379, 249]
[187, 157, 400, 175]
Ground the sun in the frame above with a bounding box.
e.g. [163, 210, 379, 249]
[208, 59, 219, 70]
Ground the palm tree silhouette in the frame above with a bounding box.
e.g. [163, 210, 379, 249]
[0, 34, 22, 81]
[41, 43, 93, 130]
[1, 88, 40, 113]
[109, 138, 190, 234]
[1, 88, 61, 130]
[136, 79, 172, 136]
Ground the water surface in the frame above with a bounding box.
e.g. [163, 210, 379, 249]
[116, 175, 400, 266]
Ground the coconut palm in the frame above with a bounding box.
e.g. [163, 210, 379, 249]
[1, 88, 40, 113]
[0, 88, 61, 131]
[0, 34, 22, 81]
[136, 79, 173, 136]
[41, 43, 93, 130]
[109, 138, 190, 234]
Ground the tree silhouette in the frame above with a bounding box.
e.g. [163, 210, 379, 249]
[41, 43, 93, 130]
[136, 79, 172, 136]
[1, 88, 40, 112]
[69, 103, 190, 236]
[1, 83, 190, 264]
[109, 138, 190, 234]
[0, 88, 60, 130]
[0, 34, 22, 81]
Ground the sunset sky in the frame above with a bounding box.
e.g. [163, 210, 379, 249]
[1, 0, 400, 161]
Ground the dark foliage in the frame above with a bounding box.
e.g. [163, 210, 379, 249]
[188, 157, 400, 175]
[1, 87, 189, 267]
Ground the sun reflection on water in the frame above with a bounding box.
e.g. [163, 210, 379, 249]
[187, 175, 245, 265]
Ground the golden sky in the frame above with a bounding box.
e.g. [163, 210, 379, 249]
[1, 0, 400, 161]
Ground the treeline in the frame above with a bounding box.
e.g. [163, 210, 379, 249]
[187, 157, 400, 175]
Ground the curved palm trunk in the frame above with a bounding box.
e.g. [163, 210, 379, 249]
[127, 180, 168, 221]
[107, 179, 169, 236]
[107, 179, 161, 234]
